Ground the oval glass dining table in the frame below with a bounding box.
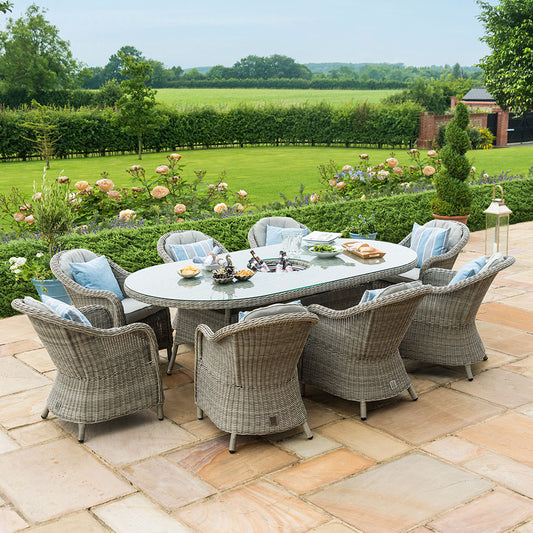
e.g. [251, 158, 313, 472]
[124, 240, 418, 322]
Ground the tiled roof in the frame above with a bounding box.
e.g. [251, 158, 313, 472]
[462, 87, 495, 101]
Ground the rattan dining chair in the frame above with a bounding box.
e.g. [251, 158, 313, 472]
[300, 284, 432, 420]
[12, 298, 164, 443]
[157, 229, 232, 374]
[400, 255, 515, 380]
[247, 216, 310, 248]
[385, 220, 470, 283]
[51, 249, 173, 360]
[195, 311, 319, 453]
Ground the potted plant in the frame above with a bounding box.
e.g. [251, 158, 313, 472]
[343, 214, 378, 239]
[431, 102, 473, 224]
[7, 252, 71, 303]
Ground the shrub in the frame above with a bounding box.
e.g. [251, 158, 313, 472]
[431, 102, 473, 216]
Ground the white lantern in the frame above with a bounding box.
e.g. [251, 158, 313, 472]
[484, 185, 512, 256]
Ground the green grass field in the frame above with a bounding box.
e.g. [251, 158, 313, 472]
[155, 88, 400, 108]
[1, 145, 531, 208]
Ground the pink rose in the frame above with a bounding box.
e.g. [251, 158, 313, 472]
[359, 154, 369, 160]
[169, 153, 182, 160]
[13, 212, 25, 222]
[234, 203, 244, 212]
[130, 165, 143, 172]
[217, 182, 228, 191]
[32, 192, 42, 201]
[107, 190, 122, 201]
[214, 203, 227, 213]
[328, 179, 337, 187]
[393, 166, 403, 175]
[173, 203, 186, 214]
[25, 215, 35, 225]
[427, 150, 437, 157]
[118, 209, 136, 220]
[150, 186, 169, 199]
[310, 193, 318, 203]
[237, 189, 247, 197]
[57, 176, 69, 184]
[130, 186, 143, 193]
[386, 157, 398, 168]
[156, 165, 169, 175]
[342, 165, 353, 171]
[336, 181, 346, 189]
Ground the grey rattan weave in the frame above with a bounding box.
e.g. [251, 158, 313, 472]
[247, 216, 310, 248]
[11, 299, 164, 443]
[300, 285, 432, 420]
[399, 256, 515, 380]
[157, 230, 231, 374]
[385, 220, 470, 283]
[50, 249, 173, 359]
[194, 311, 319, 452]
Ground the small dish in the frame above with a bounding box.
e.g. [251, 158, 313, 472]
[307, 245, 344, 258]
[212, 274, 234, 284]
[178, 266, 201, 279]
[234, 269, 255, 282]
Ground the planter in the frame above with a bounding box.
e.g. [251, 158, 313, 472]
[432, 214, 470, 225]
[32, 279, 71, 304]
[349, 232, 378, 240]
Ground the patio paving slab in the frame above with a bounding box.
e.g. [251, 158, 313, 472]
[464, 452, 533, 499]
[8, 420, 65, 447]
[121, 456, 216, 511]
[0, 429, 19, 454]
[275, 431, 341, 459]
[451, 367, 533, 408]
[176, 480, 329, 532]
[167, 435, 298, 490]
[427, 488, 533, 533]
[93, 493, 191, 533]
[15, 347, 55, 373]
[0, 339, 41, 358]
[0, 438, 134, 523]
[317, 419, 411, 462]
[478, 302, 533, 332]
[270, 448, 374, 494]
[21, 511, 108, 532]
[476, 321, 533, 356]
[366, 387, 503, 445]
[0, 507, 28, 532]
[457, 411, 533, 467]
[0, 356, 50, 397]
[421, 435, 487, 464]
[57, 411, 197, 467]
[0, 385, 52, 429]
[307, 452, 494, 533]
[310, 523, 358, 533]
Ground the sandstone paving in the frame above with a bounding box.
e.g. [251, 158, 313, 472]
[93, 493, 192, 533]
[427, 488, 533, 533]
[307, 452, 494, 533]
[0, 438, 134, 523]
[0, 221, 531, 532]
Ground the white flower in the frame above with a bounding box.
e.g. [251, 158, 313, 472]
[36, 253, 44, 258]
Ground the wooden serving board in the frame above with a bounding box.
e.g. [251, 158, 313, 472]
[342, 242, 386, 259]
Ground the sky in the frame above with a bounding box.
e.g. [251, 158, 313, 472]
[1, 0, 491, 70]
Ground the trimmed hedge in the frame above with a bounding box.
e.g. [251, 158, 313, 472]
[1, 176, 531, 319]
[0, 101, 422, 160]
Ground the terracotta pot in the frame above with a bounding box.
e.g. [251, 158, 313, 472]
[432, 214, 470, 225]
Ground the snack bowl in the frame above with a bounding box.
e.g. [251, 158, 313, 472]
[234, 269, 255, 282]
[212, 273, 234, 284]
[178, 266, 201, 279]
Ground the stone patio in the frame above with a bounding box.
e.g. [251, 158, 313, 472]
[0, 222, 532, 533]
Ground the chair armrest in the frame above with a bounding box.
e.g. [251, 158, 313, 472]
[107, 259, 131, 292]
[79, 305, 114, 329]
[421, 268, 456, 286]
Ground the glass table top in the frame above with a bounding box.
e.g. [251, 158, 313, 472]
[124, 239, 418, 309]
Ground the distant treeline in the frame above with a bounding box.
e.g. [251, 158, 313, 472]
[0, 101, 422, 161]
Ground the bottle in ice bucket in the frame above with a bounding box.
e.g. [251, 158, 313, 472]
[250, 250, 269, 272]
[284, 252, 294, 272]
[275, 250, 286, 272]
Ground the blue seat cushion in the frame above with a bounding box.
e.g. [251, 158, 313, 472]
[265, 226, 309, 246]
[410, 223, 451, 268]
[69, 255, 124, 300]
[168, 238, 214, 262]
[449, 256, 487, 285]
[41, 294, 91, 325]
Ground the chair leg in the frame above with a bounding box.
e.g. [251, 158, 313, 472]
[302, 421, 313, 440]
[41, 407, 49, 419]
[465, 364, 474, 381]
[197, 407, 203, 420]
[483, 355, 488, 361]
[360, 401, 367, 421]
[78, 424, 86, 443]
[157, 405, 164, 420]
[229, 433, 237, 453]
[407, 385, 418, 401]
[300, 382, 306, 397]
[166, 341, 179, 375]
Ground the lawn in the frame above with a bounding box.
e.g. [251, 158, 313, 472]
[155, 88, 400, 108]
[1, 145, 531, 208]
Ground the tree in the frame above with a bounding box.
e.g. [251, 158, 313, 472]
[0, 2, 13, 14]
[0, 4, 80, 91]
[103, 45, 143, 84]
[182, 67, 205, 80]
[117, 53, 162, 160]
[477, 0, 533, 115]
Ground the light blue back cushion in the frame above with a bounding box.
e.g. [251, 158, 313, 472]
[410, 223, 451, 268]
[70, 255, 124, 300]
[41, 294, 91, 325]
[169, 238, 214, 261]
[265, 226, 309, 246]
[360, 287, 386, 303]
[449, 256, 487, 285]
[360, 281, 422, 304]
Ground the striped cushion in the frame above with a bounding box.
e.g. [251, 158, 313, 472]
[410, 223, 450, 268]
[168, 239, 214, 261]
